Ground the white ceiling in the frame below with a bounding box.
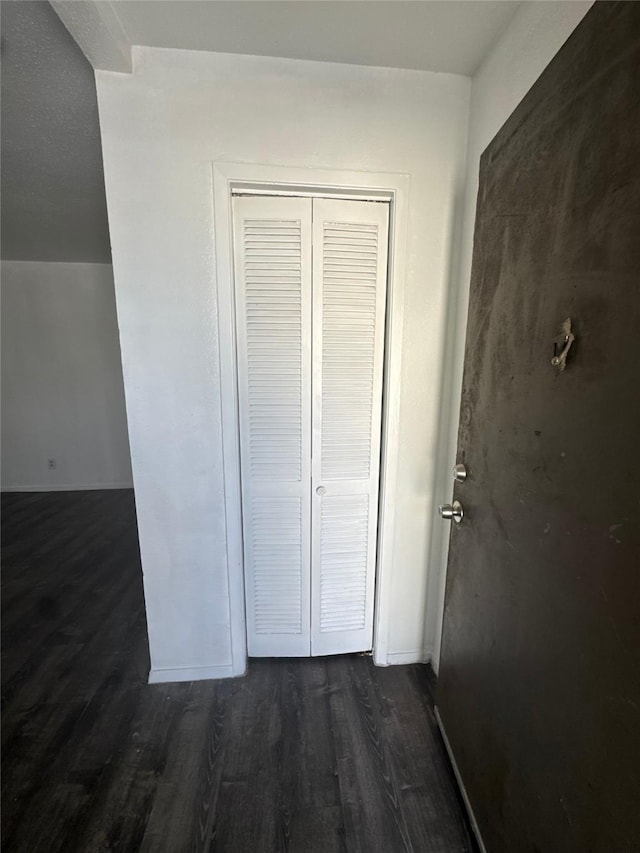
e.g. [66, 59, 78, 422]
[2, 0, 522, 263]
[113, 1, 521, 76]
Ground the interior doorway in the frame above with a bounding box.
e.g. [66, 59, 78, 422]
[213, 163, 409, 674]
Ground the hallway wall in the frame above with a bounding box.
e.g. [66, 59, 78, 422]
[96, 48, 470, 679]
[1, 261, 132, 491]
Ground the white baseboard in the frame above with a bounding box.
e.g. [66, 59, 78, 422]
[435, 706, 487, 853]
[1, 481, 133, 493]
[148, 663, 242, 684]
[386, 649, 432, 665]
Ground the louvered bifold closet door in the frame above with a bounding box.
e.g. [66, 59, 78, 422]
[311, 198, 389, 656]
[233, 196, 312, 656]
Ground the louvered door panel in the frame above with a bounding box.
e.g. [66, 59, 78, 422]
[311, 198, 389, 656]
[233, 196, 312, 657]
[319, 495, 370, 632]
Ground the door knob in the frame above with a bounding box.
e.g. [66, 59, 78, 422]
[316, 486, 326, 496]
[439, 500, 464, 523]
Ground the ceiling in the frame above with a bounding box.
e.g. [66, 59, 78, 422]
[1, 1, 111, 262]
[113, 1, 521, 76]
[1, 0, 522, 264]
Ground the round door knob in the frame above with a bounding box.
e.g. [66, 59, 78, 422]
[316, 486, 326, 496]
[439, 500, 464, 523]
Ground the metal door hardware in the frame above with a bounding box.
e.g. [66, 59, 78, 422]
[316, 486, 326, 496]
[551, 318, 575, 371]
[453, 463, 467, 483]
[439, 500, 464, 523]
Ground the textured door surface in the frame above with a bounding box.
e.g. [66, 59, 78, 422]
[438, 4, 640, 851]
[311, 199, 389, 656]
[233, 196, 312, 656]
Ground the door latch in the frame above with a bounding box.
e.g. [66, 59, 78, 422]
[551, 318, 574, 371]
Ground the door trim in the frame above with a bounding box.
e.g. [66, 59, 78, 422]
[212, 162, 410, 674]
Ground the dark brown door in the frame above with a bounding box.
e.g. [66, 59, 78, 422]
[437, 4, 640, 852]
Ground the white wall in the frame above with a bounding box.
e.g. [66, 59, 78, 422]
[1, 261, 132, 491]
[95, 48, 470, 679]
[427, 1, 594, 672]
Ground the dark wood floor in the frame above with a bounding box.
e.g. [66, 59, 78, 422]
[2, 490, 475, 853]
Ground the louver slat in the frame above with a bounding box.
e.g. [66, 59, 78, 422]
[311, 199, 389, 657]
[320, 496, 370, 632]
[233, 196, 312, 657]
[244, 220, 303, 481]
[321, 222, 379, 481]
[252, 497, 302, 634]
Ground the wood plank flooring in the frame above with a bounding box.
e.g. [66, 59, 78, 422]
[2, 490, 476, 853]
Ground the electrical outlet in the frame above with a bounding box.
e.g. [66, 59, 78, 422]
[48, 458, 57, 470]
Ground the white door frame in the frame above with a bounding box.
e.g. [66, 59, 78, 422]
[212, 162, 409, 675]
